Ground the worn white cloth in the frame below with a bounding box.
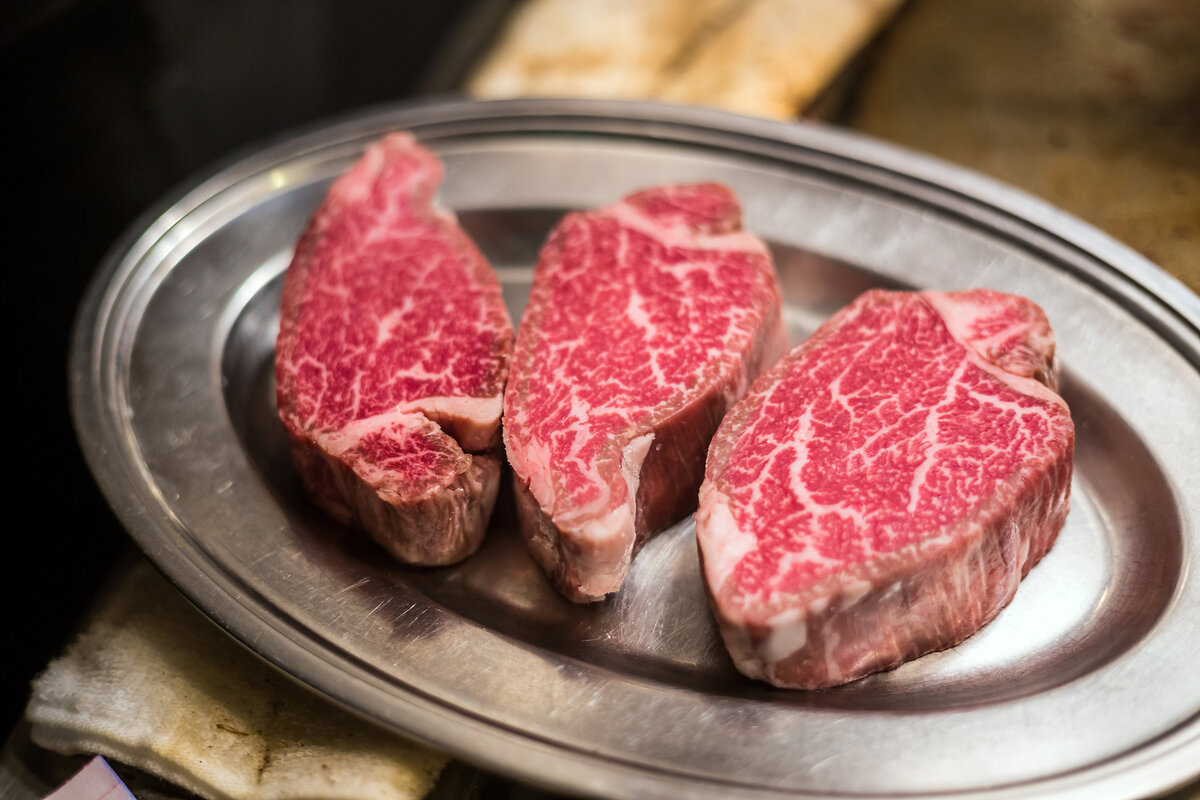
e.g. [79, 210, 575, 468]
[25, 560, 448, 800]
[466, 0, 905, 120]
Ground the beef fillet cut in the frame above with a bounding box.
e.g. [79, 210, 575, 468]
[697, 289, 1074, 688]
[276, 133, 514, 566]
[504, 183, 786, 602]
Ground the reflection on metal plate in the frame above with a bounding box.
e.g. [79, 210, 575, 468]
[71, 99, 1200, 800]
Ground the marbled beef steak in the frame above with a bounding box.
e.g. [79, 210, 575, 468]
[697, 289, 1074, 688]
[504, 183, 786, 602]
[276, 133, 513, 566]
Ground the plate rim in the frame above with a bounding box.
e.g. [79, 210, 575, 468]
[69, 97, 1200, 800]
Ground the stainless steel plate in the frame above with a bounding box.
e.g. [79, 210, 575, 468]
[71, 99, 1200, 799]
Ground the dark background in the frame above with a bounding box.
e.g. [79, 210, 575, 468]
[4, 0, 475, 734]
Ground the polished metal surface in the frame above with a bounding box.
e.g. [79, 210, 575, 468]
[71, 99, 1200, 799]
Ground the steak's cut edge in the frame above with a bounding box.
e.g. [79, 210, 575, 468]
[276, 133, 513, 566]
[697, 289, 1075, 689]
[504, 183, 786, 602]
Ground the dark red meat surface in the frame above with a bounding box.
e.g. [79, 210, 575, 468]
[276, 133, 513, 565]
[504, 183, 786, 602]
[697, 289, 1074, 688]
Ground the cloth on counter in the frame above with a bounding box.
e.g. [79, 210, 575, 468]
[656, 0, 905, 118]
[24, 560, 448, 800]
[466, 0, 904, 120]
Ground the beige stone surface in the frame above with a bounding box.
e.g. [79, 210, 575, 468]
[850, 0, 1200, 294]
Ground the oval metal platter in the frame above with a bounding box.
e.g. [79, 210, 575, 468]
[71, 99, 1200, 799]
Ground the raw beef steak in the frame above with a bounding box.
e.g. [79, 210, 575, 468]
[697, 289, 1074, 688]
[504, 183, 786, 602]
[276, 133, 514, 565]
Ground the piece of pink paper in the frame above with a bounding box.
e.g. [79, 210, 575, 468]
[43, 756, 136, 800]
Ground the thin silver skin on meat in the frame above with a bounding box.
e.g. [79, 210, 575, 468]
[697, 289, 1075, 689]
